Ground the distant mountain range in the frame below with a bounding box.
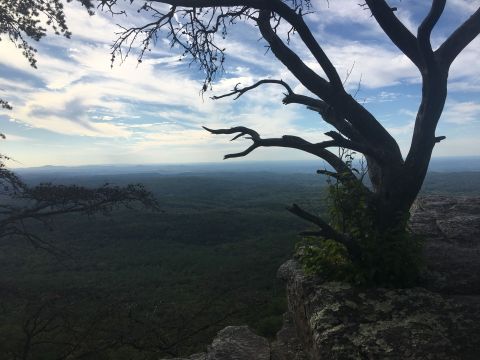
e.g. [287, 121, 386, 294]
[13, 156, 480, 177]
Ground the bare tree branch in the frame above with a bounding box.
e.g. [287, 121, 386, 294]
[436, 6, 480, 67]
[284, 94, 363, 142]
[287, 204, 360, 260]
[256, 9, 332, 101]
[211, 79, 293, 100]
[364, 0, 421, 68]
[212, 80, 363, 145]
[270, 1, 344, 88]
[418, 0, 446, 67]
[257, 9, 402, 165]
[202, 125, 363, 180]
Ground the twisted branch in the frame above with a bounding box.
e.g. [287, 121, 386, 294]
[211, 79, 293, 100]
[202, 125, 361, 180]
[287, 204, 361, 260]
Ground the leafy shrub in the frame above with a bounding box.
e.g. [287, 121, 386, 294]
[296, 230, 424, 288]
[296, 152, 424, 288]
[295, 237, 355, 282]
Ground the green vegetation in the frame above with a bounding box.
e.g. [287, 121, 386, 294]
[0, 172, 321, 358]
[296, 155, 425, 287]
[0, 170, 479, 358]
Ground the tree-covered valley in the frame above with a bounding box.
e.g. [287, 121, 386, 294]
[1, 167, 479, 359]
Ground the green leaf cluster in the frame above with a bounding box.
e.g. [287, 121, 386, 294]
[295, 237, 356, 282]
[296, 152, 424, 288]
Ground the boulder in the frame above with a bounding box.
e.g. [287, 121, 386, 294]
[164, 326, 270, 360]
[207, 326, 270, 360]
[410, 195, 480, 294]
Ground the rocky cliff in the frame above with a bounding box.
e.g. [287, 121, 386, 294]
[164, 195, 480, 359]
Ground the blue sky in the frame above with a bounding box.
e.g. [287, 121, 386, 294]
[0, 0, 479, 167]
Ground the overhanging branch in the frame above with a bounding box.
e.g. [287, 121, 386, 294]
[287, 204, 361, 260]
[202, 125, 359, 179]
[211, 79, 293, 100]
[211, 80, 363, 144]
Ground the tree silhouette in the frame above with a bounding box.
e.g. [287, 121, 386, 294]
[0, 0, 159, 254]
[0, 151, 158, 256]
[101, 0, 480, 283]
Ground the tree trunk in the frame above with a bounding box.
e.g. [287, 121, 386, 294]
[364, 66, 449, 234]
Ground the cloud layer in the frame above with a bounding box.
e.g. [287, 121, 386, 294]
[0, 1, 479, 166]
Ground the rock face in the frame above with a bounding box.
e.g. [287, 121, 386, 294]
[278, 260, 480, 360]
[410, 195, 480, 294]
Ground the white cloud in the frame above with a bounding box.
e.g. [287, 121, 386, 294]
[442, 101, 480, 125]
[446, 0, 479, 15]
[433, 136, 480, 157]
[387, 120, 415, 136]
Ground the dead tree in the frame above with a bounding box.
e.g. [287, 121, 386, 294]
[102, 0, 480, 278]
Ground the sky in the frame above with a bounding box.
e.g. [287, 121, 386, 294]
[0, 0, 479, 167]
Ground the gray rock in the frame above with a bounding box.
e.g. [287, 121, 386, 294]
[411, 195, 480, 294]
[280, 259, 480, 360]
[207, 326, 270, 360]
[270, 312, 308, 360]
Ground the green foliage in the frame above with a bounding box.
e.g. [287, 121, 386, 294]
[0, 170, 472, 357]
[0, 173, 319, 359]
[296, 151, 425, 288]
[295, 237, 355, 281]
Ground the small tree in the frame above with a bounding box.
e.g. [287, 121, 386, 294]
[100, 0, 480, 285]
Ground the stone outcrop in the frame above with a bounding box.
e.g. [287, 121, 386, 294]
[278, 260, 480, 360]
